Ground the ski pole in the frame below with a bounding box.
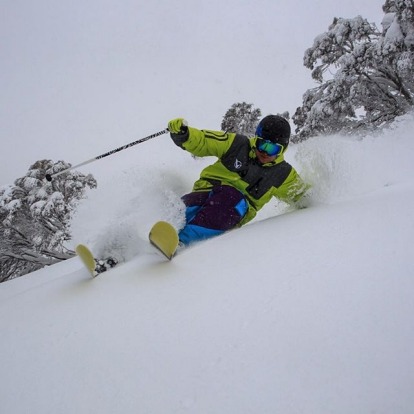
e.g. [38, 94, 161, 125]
[45, 128, 168, 181]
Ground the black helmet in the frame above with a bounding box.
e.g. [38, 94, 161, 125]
[255, 115, 291, 146]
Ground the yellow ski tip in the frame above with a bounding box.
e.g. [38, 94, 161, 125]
[75, 244, 97, 276]
[149, 221, 179, 260]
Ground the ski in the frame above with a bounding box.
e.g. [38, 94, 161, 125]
[75, 221, 178, 277]
[75, 244, 118, 277]
[149, 221, 179, 260]
[75, 244, 97, 277]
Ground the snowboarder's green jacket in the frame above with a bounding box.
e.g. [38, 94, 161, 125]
[171, 126, 309, 225]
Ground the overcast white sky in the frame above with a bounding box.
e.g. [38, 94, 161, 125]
[1, 0, 384, 185]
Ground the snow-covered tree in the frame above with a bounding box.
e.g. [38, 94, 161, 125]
[293, 16, 379, 136]
[378, 0, 414, 104]
[294, 1, 414, 137]
[221, 102, 262, 135]
[0, 160, 97, 282]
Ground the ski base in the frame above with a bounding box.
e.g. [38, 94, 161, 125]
[149, 221, 179, 260]
[75, 244, 98, 277]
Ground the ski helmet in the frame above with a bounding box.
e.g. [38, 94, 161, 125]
[255, 115, 291, 147]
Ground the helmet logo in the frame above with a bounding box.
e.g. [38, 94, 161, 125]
[234, 158, 242, 169]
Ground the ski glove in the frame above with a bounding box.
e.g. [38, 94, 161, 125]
[168, 118, 188, 135]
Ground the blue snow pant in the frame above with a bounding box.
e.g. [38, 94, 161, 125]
[179, 185, 249, 245]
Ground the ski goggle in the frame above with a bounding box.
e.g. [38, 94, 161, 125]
[256, 138, 284, 157]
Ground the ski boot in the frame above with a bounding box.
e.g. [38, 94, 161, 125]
[93, 257, 118, 276]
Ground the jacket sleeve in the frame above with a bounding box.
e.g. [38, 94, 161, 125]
[274, 168, 311, 205]
[170, 127, 236, 158]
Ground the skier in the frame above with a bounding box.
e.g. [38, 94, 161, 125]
[76, 115, 310, 275]
[168, 115, 310, 245]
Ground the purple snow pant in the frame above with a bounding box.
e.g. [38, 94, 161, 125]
[179, 185, 249, 245]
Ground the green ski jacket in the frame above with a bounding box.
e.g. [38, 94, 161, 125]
[171, 127, 309, 225]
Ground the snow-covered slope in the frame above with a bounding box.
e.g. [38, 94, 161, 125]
[1, 116, 414, 414]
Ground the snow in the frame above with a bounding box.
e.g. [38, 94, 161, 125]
[1, 114, 414, 413]
[381, 12, 395, 32]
